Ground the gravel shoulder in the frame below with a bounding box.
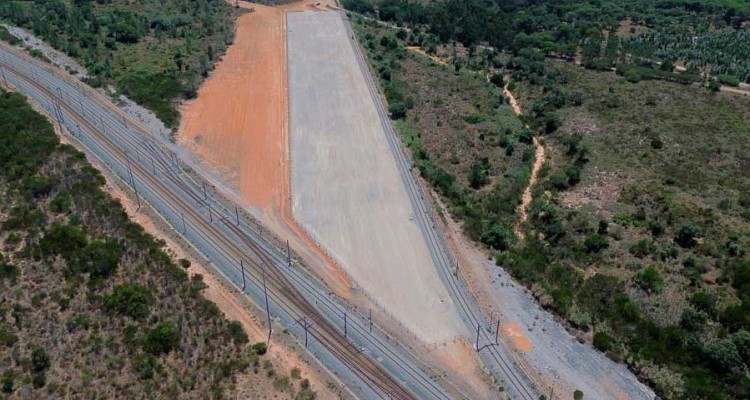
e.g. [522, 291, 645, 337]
[288, 10, 464, 344]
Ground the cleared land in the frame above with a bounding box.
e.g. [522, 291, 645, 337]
[178, 3, 285, 208]
[178, 1, 351, 294]
[288, 11, 463, 343]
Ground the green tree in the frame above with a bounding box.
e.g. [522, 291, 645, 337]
[573, 389, 584, 399]
[706, 339, 742, 372]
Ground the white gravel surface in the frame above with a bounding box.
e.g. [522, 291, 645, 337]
[287, 11, 464, 344]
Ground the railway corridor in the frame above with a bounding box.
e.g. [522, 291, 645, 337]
[0, 43, 457, 400]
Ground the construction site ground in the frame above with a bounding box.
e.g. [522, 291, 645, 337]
[287, 10, 464, 344]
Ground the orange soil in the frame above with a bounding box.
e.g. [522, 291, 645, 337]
[178, 1, 352, 293]
[504, 82, 545, 239]
[501, 322, 533, 353]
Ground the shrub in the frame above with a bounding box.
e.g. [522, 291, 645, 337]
[636, 267, 664, 294]
[584, 234, 609, 253]
[388, 102, 407, 119]
[573, 389, 584, 399]
[706, 339, 742, 372]
[104, 284, 152, 319]
[144, 322, 180, 355]
[252, 342, 268, 356]
[0, 263, 19, 285]
[179, 259, 191, 269]
[593, 331, 613, 352]
[227, 321, 248, 345]
[675, 223, 703, 248]
[480, 223, 513, 251]
[31, 347, 50, 372]
[717, 74, 740, 87]
[1, 369, 14, 393]
[490, 73, 505, 87]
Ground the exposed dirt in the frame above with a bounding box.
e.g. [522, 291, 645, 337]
[500, 322, 533, 353]
[406, 46, 449, 66]
[177, 0, 352, 296]
[505, 83, 545, 239]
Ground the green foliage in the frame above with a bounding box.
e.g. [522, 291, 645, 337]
[675, 223, 704, 248]
[31, 347, 50, 372]
[636, 266, 664, 294]
[252, 342, 268, 356]
[1, 369, 14, 393]
[0, 26, 21, 45]
[583, 234, 609, 253]
[388, 102, 407, 119]
[593, 331, 614, 352]
[143, 322, 180, 355]
[104, 284, 152, 319]
[0, 263, 20, 285]
[573, 390, 584, 400]
[480, 222, 513, 250]
[468, 158, 490, 189]
[0, 0, 237, 128]
[227, 321, 248, 345]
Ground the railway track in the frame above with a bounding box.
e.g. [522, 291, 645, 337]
[0, 43, 461, 400]
[341, 11, 544, 400]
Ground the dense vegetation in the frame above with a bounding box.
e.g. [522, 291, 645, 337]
[346, 0, 750, 399]
[353, 19, 532, 250]
[344, 0, 750, 83]
[0, 90, 316, 399]
[0, 0, 240, 128]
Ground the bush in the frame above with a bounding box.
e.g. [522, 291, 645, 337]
[583, 234, 609, 253]
[31, 347, 50, 372]
[227, 321, 248, 345]
[636, 267, 664, 294]
[573, 389, 584, 399]
[480, 223, 513, 251]
[144, 322, 180, 355]
[252, 342, 268, 356]
[717, 74, 741, 87]
[104, 284, 152, 319]
[1, 369, 14, 393]
[490, 73, 505, 88]
[388, 102, 407, 119]
[593, 331, 613, 352]
[675, 223, 704, 248]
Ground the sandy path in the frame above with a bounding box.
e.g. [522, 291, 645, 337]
[504, 83, 545, 239]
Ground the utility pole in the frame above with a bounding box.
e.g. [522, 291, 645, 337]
[286, 239, 291, 267]
[262, 261, 272, 343]
[299, 316, 311, 348]
[150, 156, 157, 175]
[475, 324, 481, 351]
[369, 308, 373, 333]
[202, 183, 208, 200]
[343, 311, 348, 338]
[235, 206, 240, 225]
[240, 259, 246, 292]
[208, 203, 213, 222]
[495, 320, 500, 345]
[181, 212, 187, 234]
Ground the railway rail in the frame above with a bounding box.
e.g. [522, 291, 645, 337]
[342, 11, 545, 400]
[0, 43, 463, 400]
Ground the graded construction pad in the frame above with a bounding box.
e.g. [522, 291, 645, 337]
[287, 10, 464, 343]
